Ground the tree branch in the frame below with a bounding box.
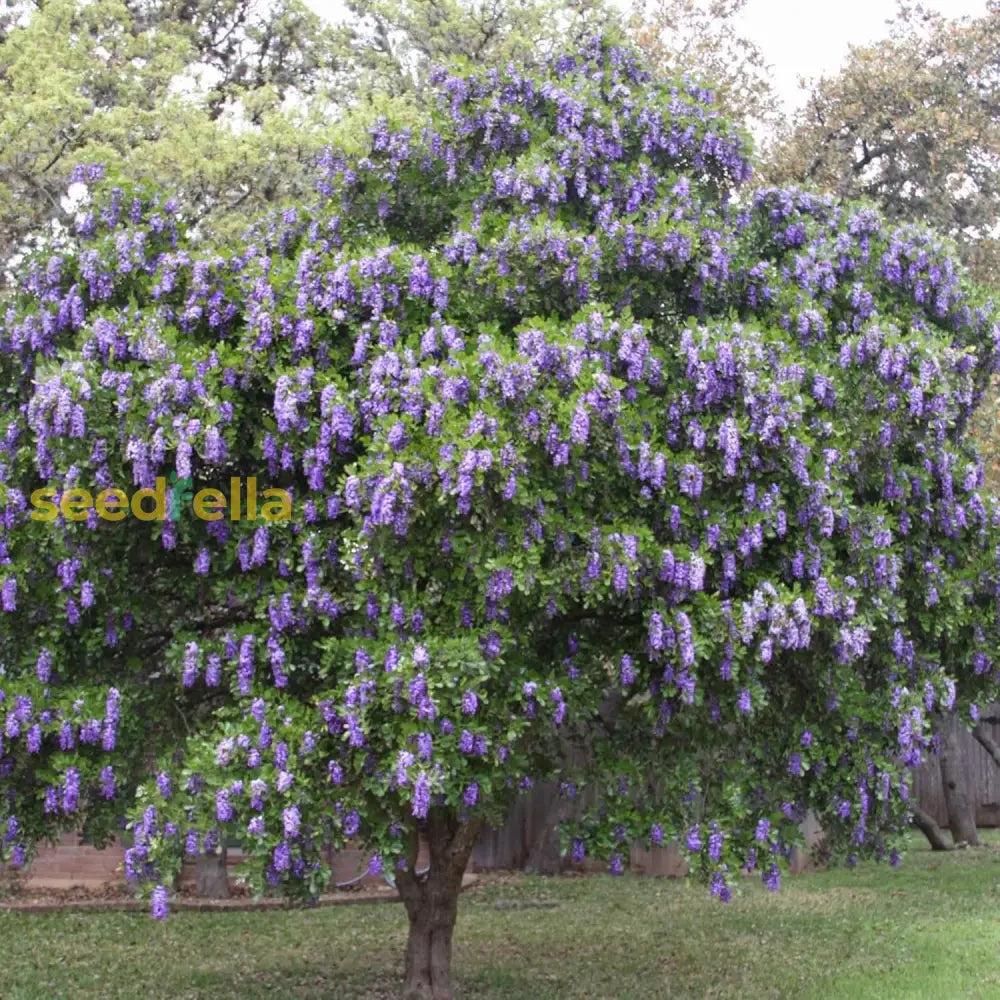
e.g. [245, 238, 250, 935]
[972, 723, 1000, 769]
[911, 803, 952, 851]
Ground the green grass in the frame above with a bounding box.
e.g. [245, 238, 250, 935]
[3, 839, 1000, 999]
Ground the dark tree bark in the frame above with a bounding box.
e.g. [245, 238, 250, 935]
[910, 803, 952, 851]
[396, 812, 481, 1000]
[939, 712, 980, 846]
[195, 843, 230, 899]
[972, 723, 1000, 769]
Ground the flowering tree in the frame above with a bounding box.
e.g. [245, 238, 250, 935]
[2, 35, 1000, 1000]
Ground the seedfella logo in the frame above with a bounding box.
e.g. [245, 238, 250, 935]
[30, 476, 292, 522]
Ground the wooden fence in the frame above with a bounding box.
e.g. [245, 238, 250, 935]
[469, 780, 693, 875]
[911, 705, 1000, 828]
[470, 707, 1000, 871]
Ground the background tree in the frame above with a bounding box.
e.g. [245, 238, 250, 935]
[629, 0, 779, 133]
[764, 1, 1000, 289]
[340, 0, 617, 101]
[0, 0, 351, 279]
[122, 0, 352, 121]
[3, 34, 1000, 1000]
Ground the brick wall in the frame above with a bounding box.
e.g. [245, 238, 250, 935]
[17, 832, 124, 889]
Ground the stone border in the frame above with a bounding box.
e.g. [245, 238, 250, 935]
[0, 874, 480, 915]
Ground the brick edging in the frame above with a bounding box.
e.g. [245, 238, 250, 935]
[0, 874, 480, 915]
[0, 892, 401, 914]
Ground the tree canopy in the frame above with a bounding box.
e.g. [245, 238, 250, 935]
[2, 32, 1000, 1000]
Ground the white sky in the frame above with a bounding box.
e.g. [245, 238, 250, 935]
[305, 0, 989, 112]
[734, 0, 990, 110]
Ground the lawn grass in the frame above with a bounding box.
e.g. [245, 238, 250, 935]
[2, 837, 1000, 999]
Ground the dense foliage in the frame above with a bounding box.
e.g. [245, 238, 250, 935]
[2, 34, 1000, 998]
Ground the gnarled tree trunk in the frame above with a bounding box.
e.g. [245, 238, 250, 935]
[939, 711, 979, 847]
[972, 722, 1000, 769]
[396, 811, 481, 1000]
[911, 803, 951, 851]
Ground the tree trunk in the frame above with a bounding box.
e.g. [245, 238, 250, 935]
[396, 812, 481, 1000]
[195, 842, 230, 899]
[910, 803, 952, 851]
[939, 712, 979, 846]
[972, 723, 1000, 769]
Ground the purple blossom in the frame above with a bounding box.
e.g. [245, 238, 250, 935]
[412, 771, 431, 818]
[282, 805, 301, 838]
[678, 464, 703, 498]
[763, 864, 781, 892]
[182, 642, 200, 687]
[36, 649, 53, 683]
[620, 654, 635, 686]
[151, 885, 169, 920]
[62, 768, 80, 813]
[710, 871, 732, 902]
[343, 810, 360, 837]
[718, 417, 740, 476]
[273, 841, 291, 872]
[156, 772, 172, 799]
[216, 788, 234, 822]
[708, 828, 723, 862]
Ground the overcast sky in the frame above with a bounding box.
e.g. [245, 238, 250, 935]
[305, 0, 989, 111]
[733, 0, 989, 109]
